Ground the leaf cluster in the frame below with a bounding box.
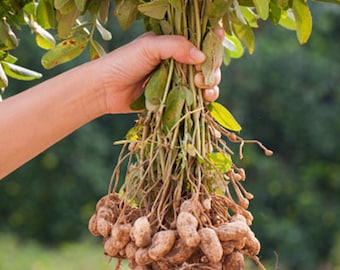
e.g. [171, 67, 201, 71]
[0, 0, 339, 96]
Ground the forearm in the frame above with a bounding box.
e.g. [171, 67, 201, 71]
[0, 62, 106, 179]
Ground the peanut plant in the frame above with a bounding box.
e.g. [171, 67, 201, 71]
[1, 0, 339, 269]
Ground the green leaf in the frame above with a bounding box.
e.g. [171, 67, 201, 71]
[206, 152, 232, 174]
[144, 63, 168, 108]
[252, 0, 270, 20]
[222, 11, 233, 35]
[89, 39, 106, 60]
[222, 34, 244, 59]
[74, 0, 87, 12]
[41, 37, 88, 69]
[238, 0, 255, 6]
[0, 51, 17, 63]
[269, 2, 282, 24]
[168, 0, 182, 10]
[223, 48, 231, 65]
[56, 0, 76, 15]
[240, 7, 258, 28]
[162, 86, 186, 132]
[54, 0, 71, 10]
[207, 0, 229, 27]
[201, 31, 224, 86]
[114, 0, 140, 30]
[0, 64, 8, 88]
[129, 92, 146, 111]
[1, 62, 42, 81]
[273, 0, 291, 10]
[292, 0, 312, 44]
[208, 102, 242, 132]
[98, 0, 110, 23]
[0, 19, 19, 50]
[138, 0, 170, 20]
[95, 20, 112, 41]
[184, 86, 194, 106]
[37, 0, 57, 29]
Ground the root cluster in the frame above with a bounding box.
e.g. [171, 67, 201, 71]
[87, 49, 272, 269]
[89, 193, 265, 270]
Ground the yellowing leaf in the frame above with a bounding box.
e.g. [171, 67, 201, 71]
[233, 22, 255, 54]
[208, 102, 242, 132]
[126, 127, 141, 141]
[279, 10, 296, 30]
[89, 39, 106, 60]
[35, 26, 56, 49]
[41, 37, 88, 69]
[207, 152, 232, 173]
[292, 0, 313, 44]
[57, 6, 81, 39]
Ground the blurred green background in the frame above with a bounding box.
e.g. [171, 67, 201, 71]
[1, 4, 339, 270]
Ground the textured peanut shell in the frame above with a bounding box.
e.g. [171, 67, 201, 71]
[223, 251, 245, 270]
[97, 206, 114, 221]
[242, 232, 261, 256]
[88, 214, 100, 236]
[148, 230, 176, 260]
[198, 227, 223, 264]
[135, 247, 153, 266]
[131, 216, 152, 248]
[111, 223, 132, 250]
[125, 241, 138, 259]
[103, 237, 118, 257]
[96, 217, 112, 237]
[176, 212, 200, 247]
[216, 221, 250, 242]
[165, 238, 195, 265]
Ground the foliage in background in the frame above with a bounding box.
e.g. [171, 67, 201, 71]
[0, 1, 339, 269]
[222, 6, 340, 268]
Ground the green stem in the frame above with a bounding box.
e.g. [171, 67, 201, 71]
[193, 0, 202, 48]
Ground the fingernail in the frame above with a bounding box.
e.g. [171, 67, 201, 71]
[189, 47, 205, 63]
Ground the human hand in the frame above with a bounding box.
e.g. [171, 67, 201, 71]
[96, 32, 223, 114]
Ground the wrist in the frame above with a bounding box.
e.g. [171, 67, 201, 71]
[73, 61, 109, 119]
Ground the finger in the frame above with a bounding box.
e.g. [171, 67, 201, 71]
[140, 34, 206, 65]
[203, 86, 219, 102]
[214, 22, 225, 41]
[194, 69, 221, 89]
